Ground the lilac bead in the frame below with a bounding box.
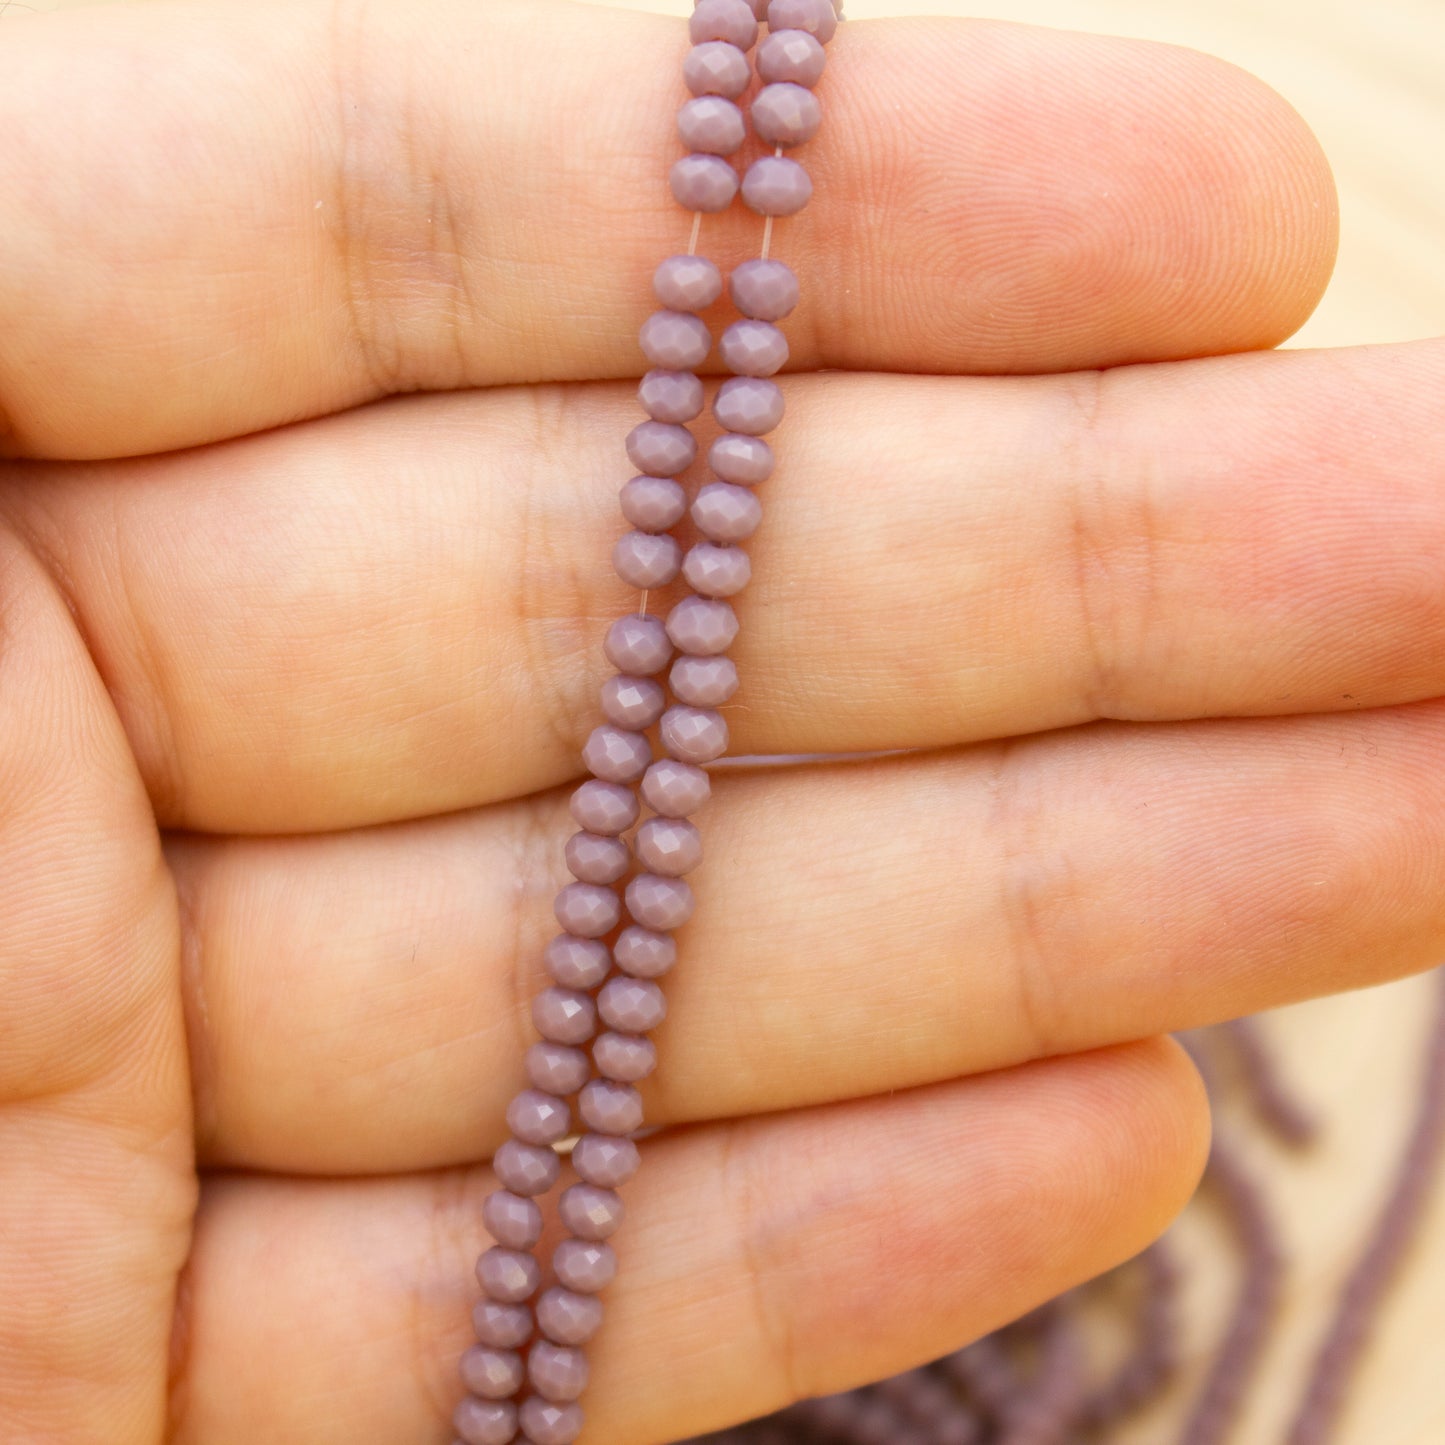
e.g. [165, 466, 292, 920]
[626, 873, 697, 931]
[671, 652, 741, 705]
[564, 832, 630, 887]
[670, 153, 739, 213]
[678, 95, 747, 156]
[477, 1246, 541, 1304]
[532, 987, 598, 1046]
[635, 816, 704, 878]
[454, 1396, 519, 1445]
[579, 1077, 645, 1135]
[483, 1189, 544, 1250]
[638, 368, 704, 424]
[604, 613, 673, 675]
[519, 1398, 585, 1445]
[492, 1138, 560, 1197]
[767, 0, 837, 42]
[559, 1182, 627, 1243]
[709, 431, 775, 484]
[653, 254, 723, 311]
[639, 309, 712, 370]
[730, 259, 800, 322]
[751, 81, 822, 146]
[640, 758, 711, 818]
[582, 724, 651, 785]
[720, 318, 789, 377]
[626, 419, 697, 476]
[473, 1298, 533, 1349]
[553, 1238, 619, 1293]
[693, 481, 764, 542]
[619, 474, 686, 533]
[661, 705, 730, 764]
[757, 26, 827, 86]
[599, 974, 670, 1032]
[685, 40, 751, 101]
[714, 375, 785, 434]
[536, 1286, 604, 1347]
[569, 778, 638, 835]
[529, 1340, 590, 1404]
[612, 530, 682, 589]
[613, 924, 678, 978]
[600, 673, 667, 729]
[545, 935, 612, 990]
[593, 1030, 658, 1083]
[742, 155, 813, 217]
[460, 1345, 525, 1400]
[552, 883, 621, 939]
[525, 1041, 592, 1096]
[666, 595, 739, 655]
[682, 542, 752, 598]
[690, 0, 759, 48]
[571, 1133, 641, 1188]
[506, 1089, 572, 1147]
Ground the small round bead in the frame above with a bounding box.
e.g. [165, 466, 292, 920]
[693, 482, 764, 542]
[682, 542, 752, 598]
[525, 1040, 593, 1096]
[569, 778, 639, 835]
[671, 652, 741, 705]
[593, 1030, 659, 1082]
[545, 935, 613, 990]
[640, 758, 711, 818]
[720, 318, 789, 377]
[519, 1398, 586, 1445]
[653, 254, 723, 311]
[582, 724, 652, 785]
[613, 924, 679, 978]
[626, 872, 697, 931]
[666, 595, 739, 656]
[626, 419, 697, 476]
[714, 374, 785, 434]
[559, 1182, 627, 1241]
[532, 986, 599, 1046]
[506, 1089, 572, 1147]
[677, 95, 747, 156]
[742, 155, 813, 217]
[473, 1299, 533, 1350]
[553, 1238, 619, 1293]
[570, 1133, 641, 1188]
[757, 26, 827, 86]
[454, 1395, 519, 1445]
[600, 673, 667, 729]
[751, 81, 822, 146]
[685, 39, 752, 100]
[492, 1138, 561, 1197]
[477, 1246, 542, 1304]
[536, 1286, 605, 1347]
[690, 0, 759, 48]
[619, 474, 687, 533]
[483, 1189, 544, 1250]
[730, 258, 801, 322]
[604, 613, 673, 675]
[709, 431, 776, 483]
[552, 882, 621, 939]
[634, 816, 704, 878]
[638, 368, 705, 424]
[599, 974, 670, 1032]
[460, 1345, 526, 1400]
[767, 0, 837, 43]
[612, 530, 682, 589]
[639, 309, 712, 370]
[564, 831, 631, 887]
[661, 705, 730, 764]
[579, 1077, 645, 1135]
[670, 153, 740, 213]
[529, 1340, 591, 1404]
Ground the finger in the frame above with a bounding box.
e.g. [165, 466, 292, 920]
[0, 528, 193, 1441]
[0, 1, 1333, 459]
[8, 339, 1443, 833]
[168, 1039, 1206, 1445]
[170, 699, 1445, 1176]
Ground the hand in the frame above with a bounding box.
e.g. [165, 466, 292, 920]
[2, 2, 1438, 1441]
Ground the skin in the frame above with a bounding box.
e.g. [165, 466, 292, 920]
[0, 0, 1440, 1441]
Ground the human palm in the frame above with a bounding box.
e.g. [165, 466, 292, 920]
[1, 2, 1441, 1442]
